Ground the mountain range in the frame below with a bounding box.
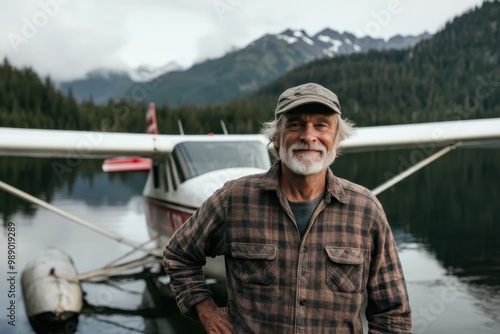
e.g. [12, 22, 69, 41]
[59, 29, 431, 106]
[3, 1, 497, 134]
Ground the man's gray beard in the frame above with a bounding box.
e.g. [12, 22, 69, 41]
[279, 142, 336, 176]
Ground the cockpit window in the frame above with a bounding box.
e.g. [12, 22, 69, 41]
[172, 141, 270, 180]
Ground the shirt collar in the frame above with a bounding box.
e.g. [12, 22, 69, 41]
[259, 160, 347, 204]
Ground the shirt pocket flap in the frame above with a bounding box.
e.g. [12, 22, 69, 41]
[325, 246, 365, 265]
[231, 242, 276, 260]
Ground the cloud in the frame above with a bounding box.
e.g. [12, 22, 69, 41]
[1, 1, 130, 80]
[0, 0, 486, 81]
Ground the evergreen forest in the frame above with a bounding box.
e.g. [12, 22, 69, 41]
[0, 1, 498, 134]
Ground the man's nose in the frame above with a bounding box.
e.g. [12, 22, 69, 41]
[299, 123, 317, 143]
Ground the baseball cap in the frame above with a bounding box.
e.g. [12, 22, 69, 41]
[274, 83, 341, 116]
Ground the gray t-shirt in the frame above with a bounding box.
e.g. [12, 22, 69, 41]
[288, 193, 324, 238]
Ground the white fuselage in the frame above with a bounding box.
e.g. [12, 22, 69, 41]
[143, 166, 267, 282]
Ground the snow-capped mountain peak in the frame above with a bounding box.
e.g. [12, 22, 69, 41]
[270, 28, 430, 60]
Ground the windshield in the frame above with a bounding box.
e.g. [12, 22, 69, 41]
[173, 141, 271, 180]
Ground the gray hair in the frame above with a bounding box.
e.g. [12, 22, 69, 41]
[260, 114, 356, 158]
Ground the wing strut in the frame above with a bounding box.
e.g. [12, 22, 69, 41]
[76, 255, 159, 281]
[371, 143, 458, 196]
[220, 120, 229, 135]
[0, 180, 162, 258]
[102, 235, 160, 269]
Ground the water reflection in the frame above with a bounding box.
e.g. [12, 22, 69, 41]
[0, 158, 148, 223]
[335, 148, 500, 332]
[0, 150, 499, 333]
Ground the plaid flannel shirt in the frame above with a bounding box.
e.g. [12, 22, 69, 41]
[164, 162, 412, 333]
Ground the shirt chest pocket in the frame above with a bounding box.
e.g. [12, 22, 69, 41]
[230, 242, 277, 286]
[325, 246, 366, 293]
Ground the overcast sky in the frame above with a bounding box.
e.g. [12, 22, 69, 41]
[0, 0, 486, 81]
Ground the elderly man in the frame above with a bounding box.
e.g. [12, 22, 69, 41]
[163, 83, 412, 333]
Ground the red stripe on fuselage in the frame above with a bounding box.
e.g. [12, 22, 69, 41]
[144, 197, 195, 237]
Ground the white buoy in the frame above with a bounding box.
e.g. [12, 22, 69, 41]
[21, 248, 82, 333]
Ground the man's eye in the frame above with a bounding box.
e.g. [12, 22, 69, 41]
[316, 124, 329, 131]
[287, 123, 301, 129]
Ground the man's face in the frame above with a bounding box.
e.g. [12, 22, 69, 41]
[274, 111, 339, 176]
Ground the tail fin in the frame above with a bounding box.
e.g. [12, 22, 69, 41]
[146, 102, 158, 134]
[102, 102, 156, 172]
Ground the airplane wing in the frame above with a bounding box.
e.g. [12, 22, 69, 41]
[341, 117, 500, 153]
[0, 127, 269, 158]
[1, 117, 500, 157]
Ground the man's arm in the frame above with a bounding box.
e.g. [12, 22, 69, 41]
[365, 213, 413, 333]
[163, 185, 228, 320]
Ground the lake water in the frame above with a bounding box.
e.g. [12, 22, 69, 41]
[1, 148, 499, 333]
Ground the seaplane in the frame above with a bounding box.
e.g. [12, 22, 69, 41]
[1, 102, 500, 333]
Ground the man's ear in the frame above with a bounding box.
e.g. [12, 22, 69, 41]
[273, 136, 280, 150]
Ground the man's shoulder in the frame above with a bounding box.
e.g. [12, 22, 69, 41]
[335, 176, 383, 210]
[223, 171, 268, 191]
